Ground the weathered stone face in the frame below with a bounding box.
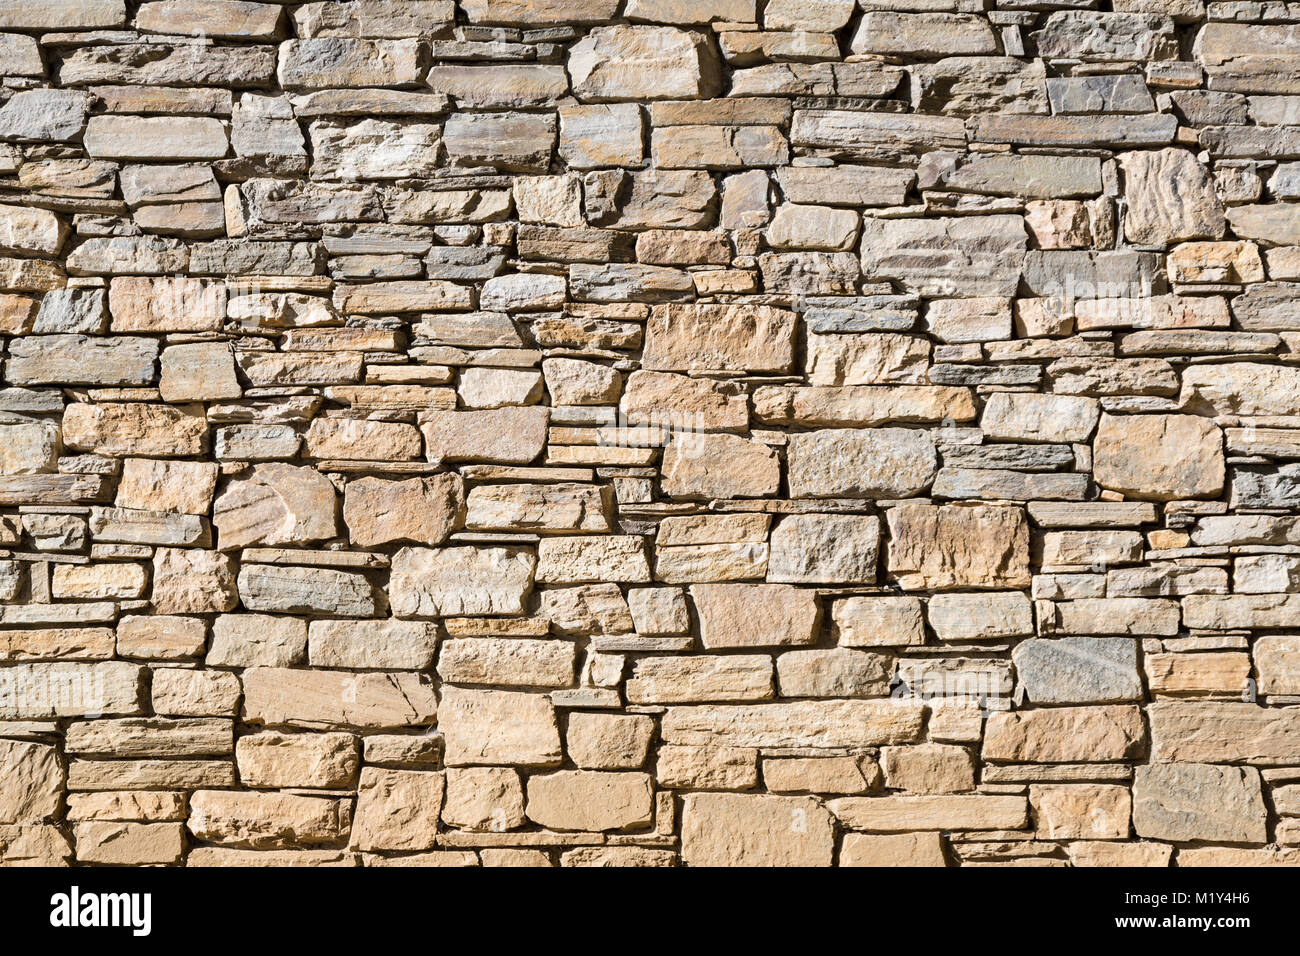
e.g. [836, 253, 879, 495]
[343, 474, 465, 547]
[858, 215, 1027, 297]
[788, 428, 937, 499]
[390, 547, 535, 617]
[1093, 414, 1224, 501]
[641, 302, 796, 373]
[767, 514, 880, 585]
[0, 740, 64, 824]
[1133, 763, 1267, 844]
[5, 0, 1295, 872]
[690, 583, 821, 649]
[350, 768, 444, 852]
[681, 793, 834, 866]
[660, 432, 780, 499]
[212, 463, 339, 550]
[235, 731, 359, 791]
[887, 503, 1031, 590]
[1012, 638, 1143, 704]
[983, 706, 1147, 763]
[1118, 148, 1226, 247]
[568, 25, 722, 101]
[525, 770, 654, 831]
[438, 688, 562, 768]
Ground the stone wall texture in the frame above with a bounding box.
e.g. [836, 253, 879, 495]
[0, 0, 1299, 868]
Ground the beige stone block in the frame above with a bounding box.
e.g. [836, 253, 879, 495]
[566, 713, 654, 770]
[656, 745, 758, 790]
[438, 687, 561, 768]
[829, 794, 1028, 831]
[1133, 763, 1266, 844]
[887, 503, 1031, 591]
[443, 767, 525, 832]
[0, 739, 63, 824]
[983, 705, 1147, 763]
[839, 831, 947, 866]
[351, 768, 444, 852]
[662, 699, 925, 749]
[1031, 784, 1131, 840]
[1093, 413, 1224, 501]
[691, 583, 819, 649]
[115, 458, 218, 515]
[188, 790, 349, 849]
[682, 793, 834, 867]
[763, 755, 879, 795]
[626, 654, 774, 704]
[236, 732, 359, 790]
[881, 744, 976, 794]
[832, 596, 926, 647]
[75, 821, 186, 865]
[525, 770, 654, 832]
[343, 474, 464, 547]
[437, 638, 576, 688]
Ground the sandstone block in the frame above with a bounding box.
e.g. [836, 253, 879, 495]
[189, 789, 348, 849]
[1093, 414, 1223, 502]
[788, 428, 937, 499]
[691, 583, 819, 649]
[682, 793, 833, 867]
[343, 474, 464, 547]
[1133, 763, 1266, 844]
[840, 832, 947, 867]
[242, 667, 437, 731]
[390, 546, 535, 617]
[351, 768, 443, 852]
[525, 771, 654, 832]
[568, 25, 721, 101]
[0, 740, 63, 824]
[236, 732, 359, 790]
[767, 514, 879, 585]
[438, 687, 561, 768]
[887, 503, 1030, 591]
[983, 706, 1146, 763]
[442, 767, 525, 832]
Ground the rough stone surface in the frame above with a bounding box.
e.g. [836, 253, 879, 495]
[1118, 148, 1226, 246]
[887, 504, 1030, 591]
[0, 0, 1289, 871]
[1093, 414, 1224, 501]
[681, 793, 834, 866]
[1133, 763, 1267, 844]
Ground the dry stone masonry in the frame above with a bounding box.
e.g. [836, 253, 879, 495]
[0, 0, 1299, 868]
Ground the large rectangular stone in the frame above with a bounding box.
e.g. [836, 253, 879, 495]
[792, 110, 966, 156]
[1195, 24, 1300, 94]
[661, 700, 925, 748]
[0, 662, 145, 719]
[241, 667, 437, 730]
[858, 215, 1026, 296]
[983, 706, 1146, 763]
[5, 335, 157, 386]
[887, 503, 1030, 591]
[642, 303, 797, 373]
[83, 116, 229, 160]
[1149, 702, 1300, 765]
[829, 795, 1027, 832]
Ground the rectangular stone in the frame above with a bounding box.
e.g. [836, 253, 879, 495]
[1149, 702, 1300, 764]
[241, 667, 437, 731]
[0, 662, 145, 719]
[661, 700, 925, 748]
[830, 795, 1028, 832]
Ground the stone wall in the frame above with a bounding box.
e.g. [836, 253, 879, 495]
[0, 0, 1298, 868]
